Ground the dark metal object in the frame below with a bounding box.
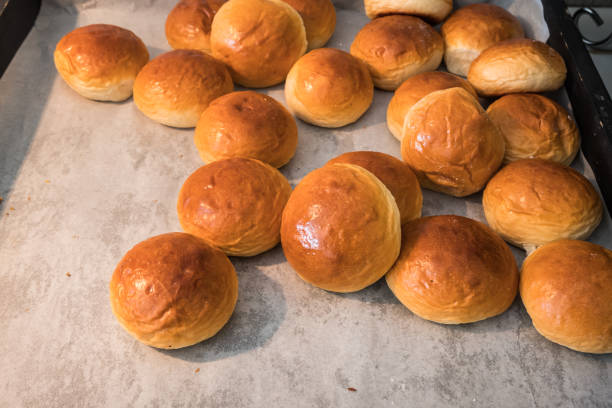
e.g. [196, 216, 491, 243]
[572, 7, 612, 46]
[0, 0, 41, 78]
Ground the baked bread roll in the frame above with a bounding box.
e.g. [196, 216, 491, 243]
[483, 159, 603, 253]
[364, 0, 452, 24]
[386, 71, 476, 141]
[177, 158, 292, 256]
[281, 0, 336, 49]
[54, 24, 149, 101]
[210, 0, 307, 87]
[350, 15, 443, 91]
[285, 48, 374, 128]
[487, 94, 580, 165]
[386, 215, 518, 324]
[468, 39, 567, 97]
[133, 50, 233, 128]
[520, 240, 612, 354]
[326, 151, 422, 225]
[165, 0, 226, 54]
[194, 91, 298, 168]
[281, 163, 401, 292]
[400, 87, 504, 197]
[109, 232, 238, 349]
[441, 4, 524, 77]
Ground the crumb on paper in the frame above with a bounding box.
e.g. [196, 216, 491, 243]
[72, 234, 79, 239]
[179, 154, 183, 158]
[9, 207, 15, 211]
[66, 272, 71, 277]
[27, 196, 31, 201]
[153, 200, 158, 203]
[44, 180, 50, 184]
[347, 387, 357, 392]
[195, 368, 200, 373]
[0, 196, 3, 203]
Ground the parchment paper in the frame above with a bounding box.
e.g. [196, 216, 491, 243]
[1, 0, 610, 406]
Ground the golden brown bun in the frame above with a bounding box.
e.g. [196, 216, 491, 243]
[194, 91, 298, 168]
[483, 159, 603, 252]
[325, 151, 422, 225]
[441, 4, 524, 77]
[165, 0, 226, 54]
[386, 71, 476, 141]
[520, 240, 612, 354]
[364, 0, 452, 24]
[54, 24, 149, 102]
[210, 0, 307, 88]
[350, 15, 444, 91]
[133, 50, 233, 128]
[285, 48, 374, 128]
[177, 158, 292, 256]
[468, 39, 567, 97]
[400, 87, 505, 197]
[487, 94, 580, 165]
[281, 0, 336, 49]
[386, 215, 518, 324]
[281, 163, 401, 292]
[109, 232, 238, 349]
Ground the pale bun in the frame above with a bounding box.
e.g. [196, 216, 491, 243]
[281, 0, 336, 49]
[364, 0, 452, 24]
[165, 0, 226, 54]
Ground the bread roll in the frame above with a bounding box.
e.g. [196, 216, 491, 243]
[386, 215, 518, 324]
[386, 71, 476, 141]
[326, 151, 422, 224]
[487, 94, 580, 165]
[54, 24, 149, 101]
[177, 158, 292, 256]
[483, 159, 603, 253]
[133, 50, 233, 128]
[210, 0, 307, 88]
[194, 91, 298, 168]
[441, 4, 524, 77]
[364, 0, 452, 24]
[281, 163, 401, 292]
[109, 232, 238, 349]
[400, 87, 504, 197]
[350, 15, 443, 91]
[285, 48, 374, 128]
[165, 0, 226, 54]
[281, 0, 336, 49]
[468, 39, 567, 97]
[520, 240, 612, 354]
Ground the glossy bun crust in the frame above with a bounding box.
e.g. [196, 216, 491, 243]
[364, 0, 452, 24]
[109, 232, 238, 349]
[281, 0, 336, 49]
[165, 0, 227, 54]
[54, 24, 149, 101]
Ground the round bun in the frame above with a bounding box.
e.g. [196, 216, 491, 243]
[210, 0, 307, 88]
[386, 215, 519, 324]
[364, 0, 452, 24]
[326, 151, 422, 224]
[285, 48, 374, 128]
[54, 24, 149, 101]
[386, 71, 476, 141]
[468, 39, 567, 97]
[109, 232, 238, 349]
[350, 15, 443, 91]
[441, 4, 524, 77]
[487, 94, 580, 165]
[281, 163, 401, 292]
[281, 0, 336, 49]
[400, 87, 504, 197]
[165, 0, 226, 54]
[520, 240, 612, 354]
[177, 158, 292, 256]
[133, 50, 232, 128]
[483, 159, 603, 252]
[194, 91, 298, 168]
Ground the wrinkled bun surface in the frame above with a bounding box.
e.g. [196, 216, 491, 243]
[281, 0, 336, 49]
[165, 0, 227, 54]
[364, 0, 452, 24]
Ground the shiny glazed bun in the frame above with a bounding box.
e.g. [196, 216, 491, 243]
[177, 158, 292, 256]
[194, 91, 298, 168]
[386, 71, 476, 141]
[483, 159, 603, 252]
[487, 94, 580, 165]
[520, 240, 612, 354]
[326, 151, 422, 225]
[109, 232, 238, 349]
[441, 4, 524, 77]
[210, 0, 307, 87]
[165, 0, 227, 54]
[468, 39, 567, 97]
[350, 15, 443, 91]
[400, 87, 504, 197]
[281, 0, 336, 49]
[386, 215, 518, 324]
[133, 50, 232, 128]
[54, 24, 149, 101]
[281, 163, 401, 292]
[364, 0, 452, 24]
[285, 48, 374, 128]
